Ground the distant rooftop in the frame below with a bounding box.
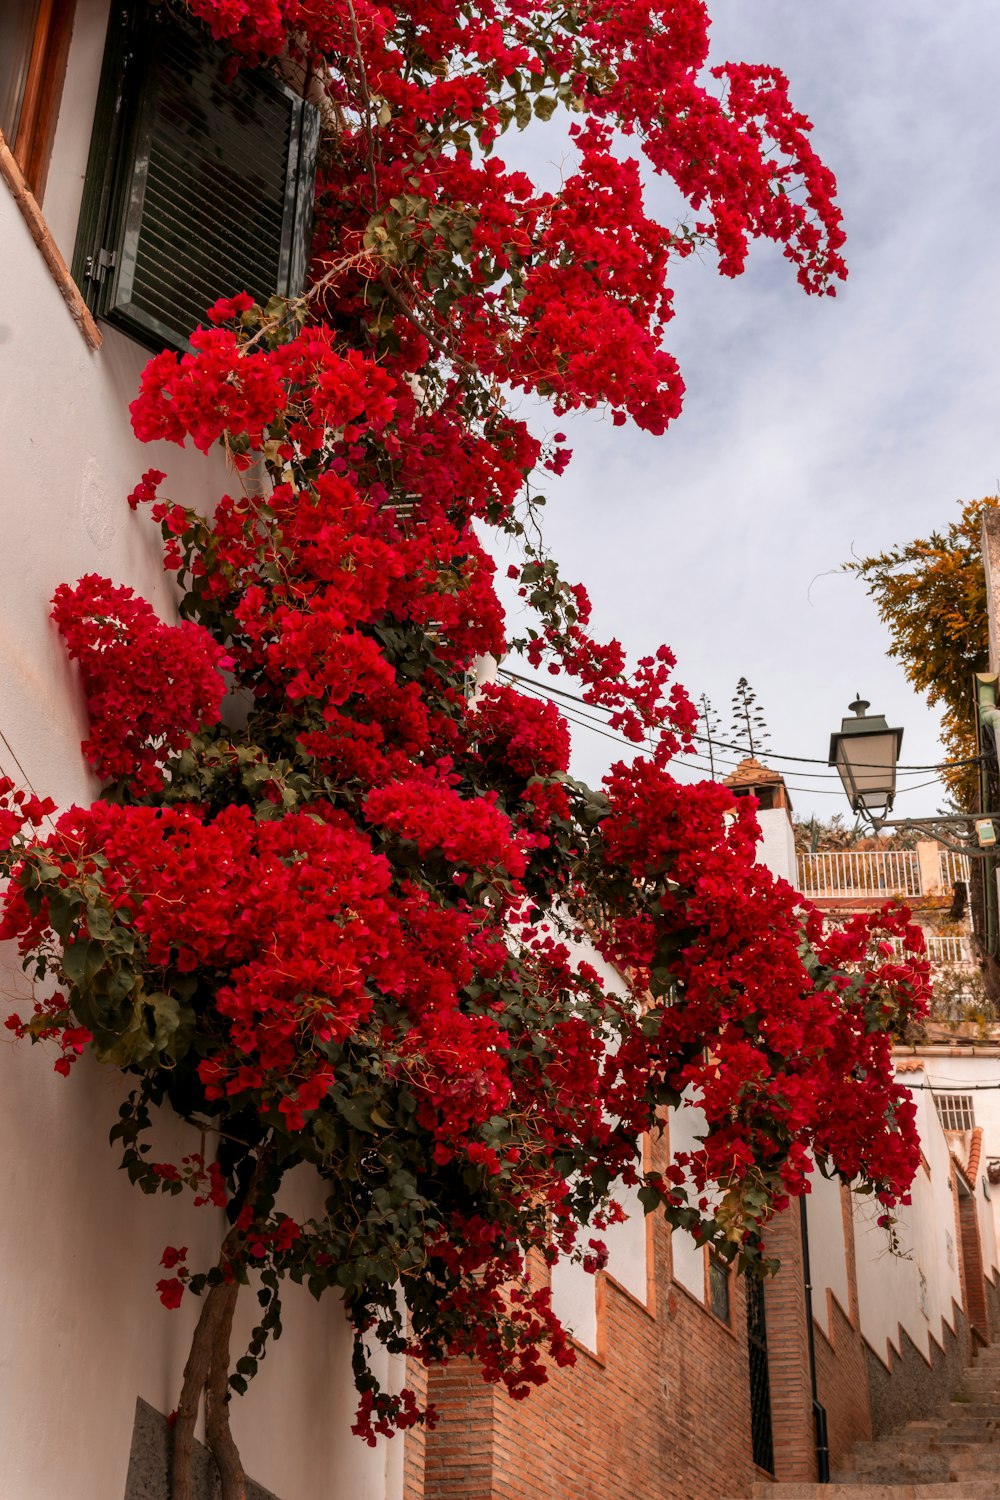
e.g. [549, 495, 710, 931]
[722, 756, 793, 819]
[722, 756, 786, 789]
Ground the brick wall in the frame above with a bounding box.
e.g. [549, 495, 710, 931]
[986, 1268, 1000, 1344]
[956, 1185, 989, 1344]
[422, 1135, 757, 1500]
[813, 1296, 872, 1471]
[811, 1186, 871, 1472]
[758, 1205, 814, 1482]
[404, 1357, 429, 1500]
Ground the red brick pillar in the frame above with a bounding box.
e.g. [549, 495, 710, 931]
[424, 1362, 497, 1500]
[763, 1206, 816, 1482]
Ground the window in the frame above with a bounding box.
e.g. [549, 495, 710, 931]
[0, 0, 74, 200]
[933, 1092, 975, 1132]
[73, 2, 319, 353]
[708, 1253, 731, 1324]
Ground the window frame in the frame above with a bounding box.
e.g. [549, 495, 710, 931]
[933, 1091, 976, 1132]
[72, 1, 319, 353]
[706, 1250, 732, 1325]
[2, 0, 75, 202]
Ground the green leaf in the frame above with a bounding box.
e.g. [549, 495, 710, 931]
[638, 1184, 662, 1215]
[62, 939, 106, 987]
[85, 902, 114, 940]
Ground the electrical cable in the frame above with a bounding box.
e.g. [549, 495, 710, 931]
[499, 667, 975, 775]
[505, 671, 925, 781]
[521, 687, 950, 799]
[514, 676, 938, 783]
[501, 671, 956, 799]
[904, 1080, 1000, 1092]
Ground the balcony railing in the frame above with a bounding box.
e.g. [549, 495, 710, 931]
[797, 850, 921, 900]
[890, 935, 974, 965]
[938, 849, 972, 889]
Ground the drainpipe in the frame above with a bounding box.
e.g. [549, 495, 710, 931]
[977, 686, 1000, 958]
[799, 1196, 830, 1483]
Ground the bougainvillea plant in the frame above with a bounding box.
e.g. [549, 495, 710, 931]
[0, 2, 930, 1497]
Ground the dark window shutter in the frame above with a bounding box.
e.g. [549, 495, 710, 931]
[73, 4, 319, 353]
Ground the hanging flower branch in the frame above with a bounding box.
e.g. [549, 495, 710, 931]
[0, 3, 925, 1498]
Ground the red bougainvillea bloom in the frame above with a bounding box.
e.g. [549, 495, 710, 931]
[0, 0, 927, 1462]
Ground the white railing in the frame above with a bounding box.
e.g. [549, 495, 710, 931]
[938, 850, 971, 889]
[796, 850, 921, 899]
[891, 935, 974, 965]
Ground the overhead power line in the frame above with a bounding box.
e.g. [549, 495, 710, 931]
[500, 669, 965, 784]
[506, 677, 950, 799]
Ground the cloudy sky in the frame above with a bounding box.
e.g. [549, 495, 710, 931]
[499, 0, 1000, 823]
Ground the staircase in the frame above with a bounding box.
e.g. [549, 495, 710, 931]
[743, 1344, 1000, 1498]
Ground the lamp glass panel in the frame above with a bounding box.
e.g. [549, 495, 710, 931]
[836, 732, 897, 811]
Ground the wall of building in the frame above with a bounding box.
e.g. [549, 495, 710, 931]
[805, 1170, 851, 1336]
[909, 1049, 1000, 1263]
[0, 5, 408, 1496]
[848, 1082, 968, 1441]
[546, 934, 648, 1354]
[423, 1133, 758, 1500]
[753, 787, 983, 1471]
[755, 806, 796, 886]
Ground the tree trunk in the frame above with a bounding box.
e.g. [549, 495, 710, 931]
[171, 1154, 267, 1499]
[205, 1280, 246, 1500]
[172, 1281, 229, 1500]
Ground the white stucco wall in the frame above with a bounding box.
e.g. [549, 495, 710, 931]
[853, 1086, 963, 1366]
[751, 790, 978, 1364]
[667, 1099, 710, 1303]
[803, 1169, 850, 1334]
[0, 6, 405, 1495]
[913, 1051, 1000, 1273]
[549, 1255, 601, 1355]
[754, 806, 797, 887]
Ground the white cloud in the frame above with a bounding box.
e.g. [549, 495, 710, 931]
[501, 0, 1000, 820]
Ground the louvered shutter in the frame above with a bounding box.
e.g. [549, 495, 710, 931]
[73, 4, 319, 353]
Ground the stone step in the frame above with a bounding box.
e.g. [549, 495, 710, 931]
[845, 1451, 1000, 1483]
[857, 1436, 985, 1454]
[723, 1344, 1000, 1498]
[905, 1416, 1000, 1430]
[842, 1459, 948, 1483]
[916, 1421, 1000, 1438]
[942, 1402, 1000, 1421]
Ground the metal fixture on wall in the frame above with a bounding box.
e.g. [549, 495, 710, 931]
[828, 696, 999, 857]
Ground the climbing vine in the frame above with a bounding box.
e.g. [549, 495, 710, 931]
[0, 3, 929, 1497]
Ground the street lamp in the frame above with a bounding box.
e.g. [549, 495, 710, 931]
[828, 696, 904, 819]
[828, 696, 997, 857]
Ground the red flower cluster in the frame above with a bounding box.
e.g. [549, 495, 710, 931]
[0, 0, 925, 1454]
[470, 683, 571, 782]
[2, 289, 928, 1434]
[51, 576, 231, 793]
[0, 777, 55, 853]
[131, 325, 396, 462]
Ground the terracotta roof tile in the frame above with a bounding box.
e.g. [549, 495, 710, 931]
[722, 756, 786, 789]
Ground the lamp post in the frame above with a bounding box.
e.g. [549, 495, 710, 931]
[829, 696, 904, 819]
[828, 696, 997, 857]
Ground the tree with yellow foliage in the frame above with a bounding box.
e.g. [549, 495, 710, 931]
[848, 495, 998, 811]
